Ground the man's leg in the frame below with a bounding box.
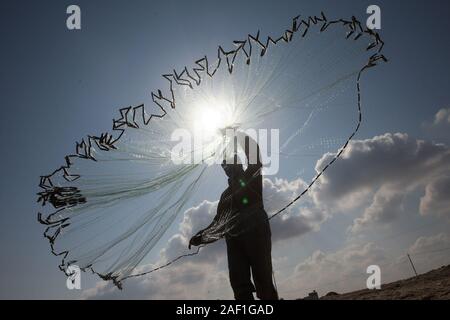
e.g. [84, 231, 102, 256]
[226, 237, 255, 300]
[247, 221, 278, 300]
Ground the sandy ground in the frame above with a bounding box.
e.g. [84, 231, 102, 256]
[319, 265, 450, 300]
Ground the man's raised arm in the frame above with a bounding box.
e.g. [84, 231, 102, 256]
[237, 132, 262, 177]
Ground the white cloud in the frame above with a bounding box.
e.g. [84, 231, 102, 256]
[396, 233, 450, 277]
[83, 130, 450, 299]
[409, 233, 450, 254]
[349, 186, 405, 233]
[422, 108, 450, 144]
[162, 200, 226, 264]
[82, 200, 229, 300]
[431, 108, 450, 126]
[311, 133, 450, 232]
[420, 175, 450, 218]
[262, 178, 327, 243]
[83, 176, 325, 299]
[82, 261, 231, 299]
[278, 232, 450, 299]
[279, 242, 389, 298]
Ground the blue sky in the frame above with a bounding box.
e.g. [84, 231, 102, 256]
[1, 0, 450, 299]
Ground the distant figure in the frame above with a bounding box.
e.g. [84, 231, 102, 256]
[189, 133, 278, 300]
[304, 290, 319, 300]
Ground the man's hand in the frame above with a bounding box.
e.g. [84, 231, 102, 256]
[188, 233, 202, 250]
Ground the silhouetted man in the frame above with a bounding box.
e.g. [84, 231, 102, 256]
[189, 133, 278, 300]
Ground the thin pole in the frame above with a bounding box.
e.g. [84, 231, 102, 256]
[407, 253, 418, 277]
[233, 127, 237, 156]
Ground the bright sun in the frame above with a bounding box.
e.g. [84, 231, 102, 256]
[193, 98, 236, 135]
[199, 109, 222, 133]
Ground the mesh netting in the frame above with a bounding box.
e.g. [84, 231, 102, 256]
[37, 13, 386, 288]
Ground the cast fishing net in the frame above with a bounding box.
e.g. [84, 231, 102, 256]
[37, 13, 386, 288]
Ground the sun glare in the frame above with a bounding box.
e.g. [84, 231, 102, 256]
[200, 109, 222, 133]
[193, 98, 236, 135]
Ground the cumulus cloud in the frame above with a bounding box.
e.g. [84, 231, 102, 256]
[420, 175, 450, 218]
[82, 199, 230, 299]
[422, 108, 450, 144]
[311, 132, 450, 232]
[279, 232, 450, 299]
[262, 178, 327, 243]
[82, 261, 231, 300]
[349, 187, 405, 233]
[83, 176, 325, 299]
[162, 200, 226, 264]
[394, 233, 450, 277]
[280, 242, 389, 298]
[433, 108, 450, 126]
[162, 177, 326, 263]
[82, 200, 227, 299]
[409, 233, 450, 254]
[83, 130, 450, 299]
